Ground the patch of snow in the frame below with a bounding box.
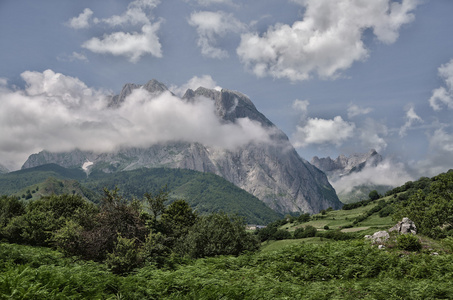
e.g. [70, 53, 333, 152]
[82, 161, 93, 171]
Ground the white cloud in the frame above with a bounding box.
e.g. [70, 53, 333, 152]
[82, 24, 162, 63]
[429, 58, 453, 110]
[332, 159, 413, 195]
[96, 0, 160, 27]
[237, 0, 418, 81]
[292, 116, 355, 147]
[0, 70, 270, 170]
[170, 75, 222, 96]
[399, 104, 423, 137]
[189, 11, 246, 59]
[347, 103, 373, 118]
[66, 8, 93, 29]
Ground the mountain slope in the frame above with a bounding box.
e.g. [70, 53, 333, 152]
[0, 164, 281, 224]
[22, 80, 342, 214]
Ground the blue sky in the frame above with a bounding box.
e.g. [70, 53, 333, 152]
[1, 0, 453, 183]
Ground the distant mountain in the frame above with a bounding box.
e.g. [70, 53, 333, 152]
[22, 79, 342, 214]
[0, 164, 281, 224]
[311, 150, 391, 203]
[0, 164, 9, 174]
[311, 149, 383, 181]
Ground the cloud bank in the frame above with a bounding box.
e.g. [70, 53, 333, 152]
[332, 159, 413, 195]
[237, 0, 418, 81]
[0, 70, 270, 170]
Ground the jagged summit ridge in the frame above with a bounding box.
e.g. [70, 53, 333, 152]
[22, 79, 342, 214]
[311, 149, 383, 179]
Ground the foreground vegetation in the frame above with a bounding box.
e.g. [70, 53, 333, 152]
[0, 169, 452, 298]
[1, 239, 453, 299]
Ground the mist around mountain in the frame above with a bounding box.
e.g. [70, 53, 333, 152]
[311, 150, 413, 203]
[21, 79, 342, 215]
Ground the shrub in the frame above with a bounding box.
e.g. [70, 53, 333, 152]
[397, 234, 422, 252]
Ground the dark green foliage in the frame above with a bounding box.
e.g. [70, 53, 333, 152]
[178, 213, 260, 258]
[397, 234, 422, 252]
[342, 199, 373, 210]
[297, 212, 311, 223]
[0, 196, 25, 228]
[393, 171, 453, 238]
[368, 190, 381, 200]
[294, 225, 317, 239]
[273, 229, 292, 240]
[2, 164, 281, 224]
[106, 234, 143, 275]
[3, 240, 453, 299]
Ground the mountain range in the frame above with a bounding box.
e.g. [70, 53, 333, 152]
[311, 150, 392, 203]
[20, 80, 342, 214]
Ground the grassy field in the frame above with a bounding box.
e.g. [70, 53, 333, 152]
[281, 197, 395, 235]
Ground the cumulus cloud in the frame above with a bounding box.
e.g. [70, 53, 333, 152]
[237, 0, 418, 81]
[66, 8, 94, 29]
[95, 0, 160, 27]
[347, 103, 373, 118]
[292, 116, 355, 147]
[169, 75, 222, 96]
[189, 11, 246, 58]
[332, 159, 413, 195]
[0, 70, 270, 170]
[82, 23, 162, 62]
[399, 104, 423, 137]
[358, 118, 388, 152]
[429, 58, 453, 110]
[67, 0, 163, 62]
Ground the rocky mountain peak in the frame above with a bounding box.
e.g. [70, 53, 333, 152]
[22, 79, 342, 215]
[311, 149, 383, 179]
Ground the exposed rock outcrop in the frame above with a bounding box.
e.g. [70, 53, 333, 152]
[389, 217, 417, 234]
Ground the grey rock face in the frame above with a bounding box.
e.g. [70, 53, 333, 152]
[365, 231, 390, 244]
[22, 80, 342, 214]
[311, 149, 383, 180]
[389, 217, 417, 234]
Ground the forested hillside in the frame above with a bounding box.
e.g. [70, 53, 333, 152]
[0, 164, 281, 224]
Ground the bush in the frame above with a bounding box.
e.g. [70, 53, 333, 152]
[397, 234, 422, 252]
[178, 213, 260, 258]
[273, 229, 292, 240]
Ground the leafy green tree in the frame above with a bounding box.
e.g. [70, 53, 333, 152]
[369, 190, 381, 201]
[106, 233, 143, 274]
[178, 213, 260, 258]
[144, 187, 168, 224]
[161, 199, 198, 243]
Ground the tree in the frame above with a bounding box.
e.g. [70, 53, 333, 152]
[178, 213, 260, 258]
[144, 187, 168, 223]
[369, 190, 381, 201]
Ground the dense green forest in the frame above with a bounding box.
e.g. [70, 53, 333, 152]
[0, 169, 452, 298]
[0, 164, 281, 224]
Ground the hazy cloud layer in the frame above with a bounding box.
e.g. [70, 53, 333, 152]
[237, 0, 418, 81]
[347, 104, 373, 118]
[0, 70, 270, 170]
[332, 159, 413, 195]
[189, 11, 246, 59]
[429, 59, 453, 110]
